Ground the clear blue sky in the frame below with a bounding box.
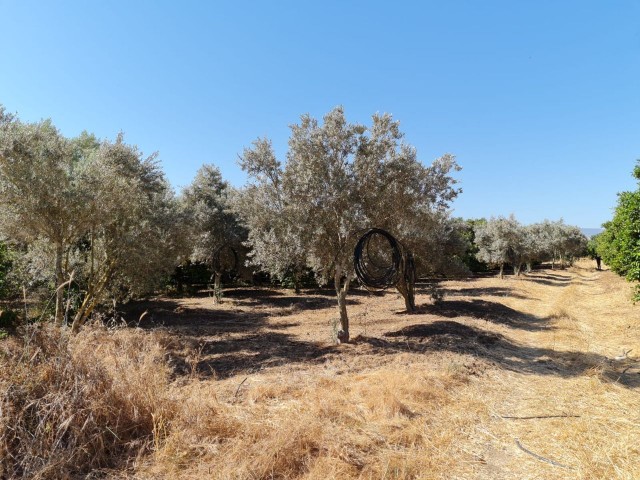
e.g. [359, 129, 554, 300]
[1, 0, 638, 228]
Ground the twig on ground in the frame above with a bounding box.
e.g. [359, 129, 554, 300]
[500, 414, 580, 420]
[515, 438, 572, 469]
[613, 349, 632, 361]
[234, 377, 248, 398]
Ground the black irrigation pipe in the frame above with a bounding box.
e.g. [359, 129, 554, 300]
[353, 228, 404, 290]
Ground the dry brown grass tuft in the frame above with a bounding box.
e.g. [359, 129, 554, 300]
[0, 324, 176, 479]
[146, 364, 486, 479]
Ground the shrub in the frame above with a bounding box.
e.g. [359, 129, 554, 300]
[598, 160, 640, 300]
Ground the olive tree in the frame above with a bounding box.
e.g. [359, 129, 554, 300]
[475, 217, 587, 276]
[232, 140, 308, 292]
[540, 220, 587, 268]
[69, 134, 185, 331]
[0, 107, 185, 329]
[237, 107, 460, 342]
[0, 110, 90, 324]
[181, 164, 245, 302]
[520, 223, 547, 273]
[474, 215, 524, 277]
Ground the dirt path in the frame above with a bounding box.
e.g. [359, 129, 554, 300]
[458, 264, 640, 479]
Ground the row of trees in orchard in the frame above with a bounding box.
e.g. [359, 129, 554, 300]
[473, 216, 588, 278]
[0, 106, 464, 341]
[0, 104, 596, 341]
[590, 161, 640, 301]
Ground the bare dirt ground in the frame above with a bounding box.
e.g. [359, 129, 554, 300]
[121, 259, 639, 479]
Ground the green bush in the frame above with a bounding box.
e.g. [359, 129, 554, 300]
[460, 218, 489, 273]
[597, 160, 640, 301]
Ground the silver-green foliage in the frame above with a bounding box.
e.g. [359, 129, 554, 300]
[69, 134, 186, 330]
[237, 107, 460, 342]
[0, 110, 90, 323]
[181, 164, 245, 265]
[474, 215, 524, 277]
[0, 107, 185, 329]
[474, 216, 587, 276]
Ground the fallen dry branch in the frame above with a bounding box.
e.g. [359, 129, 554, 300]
[515, 438, 572, 469]
[234, 376, 249, 398]
[500, 414, 581, 420]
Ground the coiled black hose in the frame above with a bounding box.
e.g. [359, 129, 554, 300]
[353, 228, 403, 289]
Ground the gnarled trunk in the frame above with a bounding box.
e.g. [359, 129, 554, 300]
[71, 265, 114, 333]
[499, 263, 504, 279]
[334, 265, 352, 344]
[396, 252, 416, 312]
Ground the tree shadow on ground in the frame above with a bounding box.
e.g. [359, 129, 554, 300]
[444, 286, 532, 300]
[416, 299, 550, 331]
[118, 291, 638, 388]
[520, 277, 572, 287]
[118, 296, 334, 380]
[194, 332, 335, 379]
[307, 287, 379, 298]
[235, 295, 359, 311]
[354, 321, 639, 389]
[119, 298, 284, 333]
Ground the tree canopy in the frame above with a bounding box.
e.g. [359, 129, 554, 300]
[597, 160, 640, 300]
[0, 107, 186, 330]
[237, 106, 461, 342]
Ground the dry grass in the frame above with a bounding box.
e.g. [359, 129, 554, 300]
[143, 360, 486, 479]
[1, 259, 639, 479]
[0, 324, 177, 479]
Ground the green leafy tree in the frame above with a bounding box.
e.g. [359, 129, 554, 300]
[459, 218, 488, 273]
[0, 241, 15, 299]
[597, 161, 640, 300]
[586, 233, 602, 259]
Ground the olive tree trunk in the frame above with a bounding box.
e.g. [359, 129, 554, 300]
[334, 265, 353, 344]
[293, 271, 301, 294]
[71, 268, 113, 333]
[213, 272, 222, 305]
[396, 254, 416, 312]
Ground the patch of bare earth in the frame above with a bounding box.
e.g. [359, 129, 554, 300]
[119, 259, 639, 479]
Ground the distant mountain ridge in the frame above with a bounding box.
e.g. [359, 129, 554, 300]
[581, 228, 603, 238]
